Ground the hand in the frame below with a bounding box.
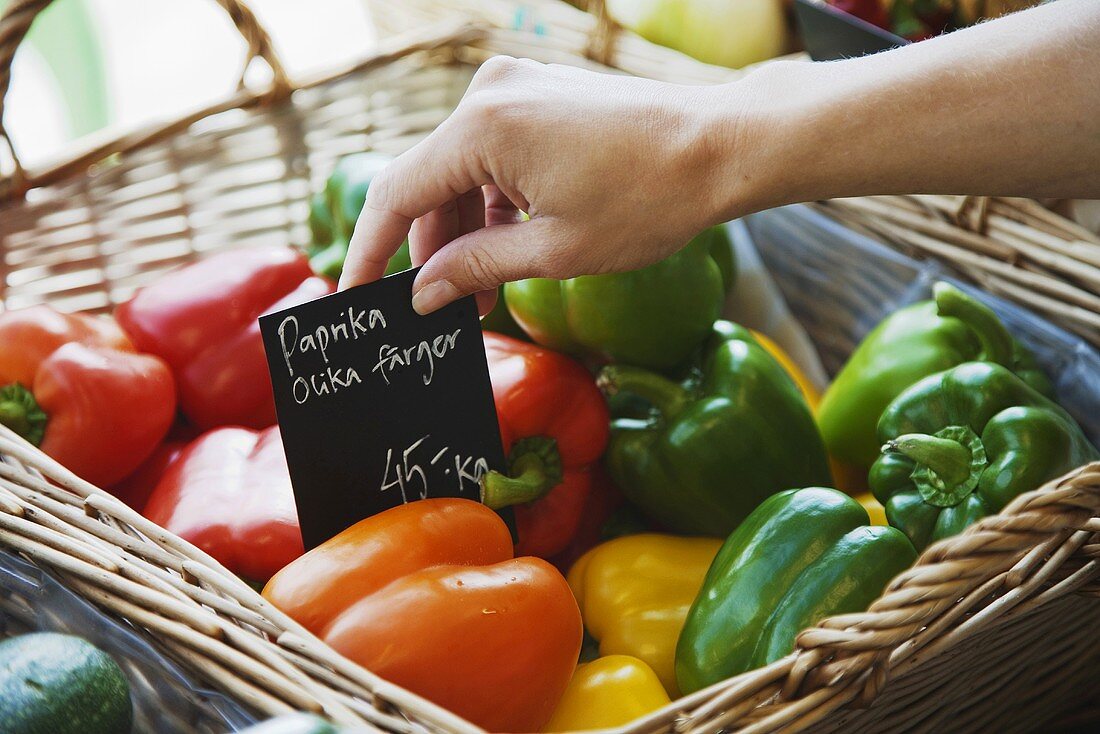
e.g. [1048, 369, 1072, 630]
[339, 57, 758, 314]
[341, 0, 1100, 316]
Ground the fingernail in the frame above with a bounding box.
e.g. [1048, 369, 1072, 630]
[411, 280, 459, 315]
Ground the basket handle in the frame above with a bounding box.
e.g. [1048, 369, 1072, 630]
[0, 0, 292, 194]
[583, 0, 619, 66]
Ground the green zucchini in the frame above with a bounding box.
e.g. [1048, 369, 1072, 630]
[0, 632, 132, 734]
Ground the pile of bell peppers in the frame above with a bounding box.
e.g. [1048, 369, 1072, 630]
[5, 147, 1094, 733]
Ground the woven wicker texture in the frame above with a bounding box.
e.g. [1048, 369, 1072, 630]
[0, 2, 1098, 732]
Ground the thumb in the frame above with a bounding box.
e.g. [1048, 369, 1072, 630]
[410, 219, 562, 315]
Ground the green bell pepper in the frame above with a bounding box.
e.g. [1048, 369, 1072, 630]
[675, 487, 916, 693]
[870, 361, 1096, 551]
[308, 152, 410, 280]
[478, 287, 528, 340]
[505, 226, 735, 372]
[308, 152, 525, 337]
[817, 282, 1051, 470]
[697, 224, 737, 294]
[599, 322, 831, 536]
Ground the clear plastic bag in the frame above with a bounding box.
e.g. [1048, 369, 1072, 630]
[0, 549, 258, 733]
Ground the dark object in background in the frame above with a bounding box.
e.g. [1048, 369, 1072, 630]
[793, 0, 907, 60]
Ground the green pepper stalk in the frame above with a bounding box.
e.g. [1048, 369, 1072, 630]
[481, 436, 563, 509]
[597, 366, 691, 420]
[0, 383, 47, 446]
[932, 281, 1014, 366]
[883, 425, 987, 507]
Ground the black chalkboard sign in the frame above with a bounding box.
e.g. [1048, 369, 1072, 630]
[259, 268, 507, 548]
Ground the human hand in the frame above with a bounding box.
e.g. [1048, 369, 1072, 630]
[342, 0, 1100, 316]
[339, 56, 760, 314]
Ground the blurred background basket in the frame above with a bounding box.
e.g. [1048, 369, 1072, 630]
[0, 1, 1098, 732]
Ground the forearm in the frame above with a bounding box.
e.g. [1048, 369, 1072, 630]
[717, 0, 1100, 219]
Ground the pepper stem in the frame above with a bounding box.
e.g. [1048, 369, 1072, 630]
[883, 425, 988, 508]
[886, 434, 971, 486]
[934, 282, 1014, 367]
[481, 435, 563, 509]
[0, 383, 48, 447]
[597, 365, 689, 420]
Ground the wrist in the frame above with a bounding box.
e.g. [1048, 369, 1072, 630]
[692, 59, 840, 223]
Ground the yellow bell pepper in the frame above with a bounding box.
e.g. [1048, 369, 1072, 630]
[543, 655, 670, 732]
[568, 534, 721, 695]
[855, 492, 888, 526]
[750, 330, 820, 409]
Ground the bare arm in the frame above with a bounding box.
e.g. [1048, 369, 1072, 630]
[738, 0, 1100, 213]
[341, 0, 1100, 314]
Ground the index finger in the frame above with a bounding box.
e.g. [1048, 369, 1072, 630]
[338, 121, 488, 290]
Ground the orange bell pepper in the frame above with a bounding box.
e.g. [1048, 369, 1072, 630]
[263, 499, 582, 733]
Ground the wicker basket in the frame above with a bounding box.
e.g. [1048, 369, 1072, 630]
[0, 1, 1098, 732]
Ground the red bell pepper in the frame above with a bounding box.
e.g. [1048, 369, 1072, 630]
[548, 465, 626, 572]
[480, 333, 610, 558]
[827, 0, 890, 31]
[115, 247, 333, 430]
[142, 426, 303, 582]
[0, 306, 176, 486]
[109, 420, 199, 511]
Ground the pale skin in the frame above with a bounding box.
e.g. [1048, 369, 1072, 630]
[340, 0, 1100, 315]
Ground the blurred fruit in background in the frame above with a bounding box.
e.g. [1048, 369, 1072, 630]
[828, 0, 1042, 41]
[605, 0, 789, 69]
